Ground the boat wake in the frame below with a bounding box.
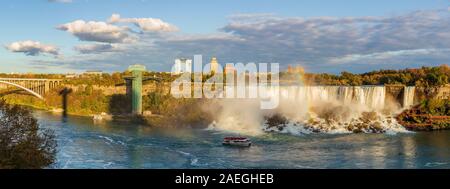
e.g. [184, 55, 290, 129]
[170, 148, 207, 167]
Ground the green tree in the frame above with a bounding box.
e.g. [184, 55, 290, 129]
[0, 100, 57, 169]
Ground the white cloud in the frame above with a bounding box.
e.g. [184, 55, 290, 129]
[5, 40, 59, 57]
[41, 9, 450, 73]
[213, 9, 450, 72]
[109, 14, 178, 32]
[57, 20, 136, 43]
[74, 43, 121, 54]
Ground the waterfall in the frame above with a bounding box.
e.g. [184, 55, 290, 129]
[211, 85, 409, 135]
[403, 86, 415, 108]
[279, 86, 386, 110]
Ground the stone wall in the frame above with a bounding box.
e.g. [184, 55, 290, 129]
[435, 84, 450, 100]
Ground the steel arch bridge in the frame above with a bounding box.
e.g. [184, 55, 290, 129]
[0, 78, 62, 99]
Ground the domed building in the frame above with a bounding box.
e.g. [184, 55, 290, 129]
[210, 56, 221, 74]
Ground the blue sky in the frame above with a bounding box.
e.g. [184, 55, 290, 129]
[0, 0, 449, 73]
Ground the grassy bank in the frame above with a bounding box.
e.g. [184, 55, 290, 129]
[1, 85, 108, 116]
[1, 86, 213, 128]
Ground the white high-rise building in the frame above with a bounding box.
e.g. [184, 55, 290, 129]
[172, 58, 192, 74]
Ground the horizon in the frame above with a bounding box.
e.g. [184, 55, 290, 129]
[0, 64, 447, 75]
[0, 0, 449, 74]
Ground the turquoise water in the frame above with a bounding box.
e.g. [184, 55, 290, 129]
[35, 111, 450, 169]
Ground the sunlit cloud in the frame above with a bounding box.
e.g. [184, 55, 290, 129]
[57, 20, 136, 43]
[108, 14, 178, 32]
[5, 40, 60, 57]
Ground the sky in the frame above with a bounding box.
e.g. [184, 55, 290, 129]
[0, 0, 449, 74]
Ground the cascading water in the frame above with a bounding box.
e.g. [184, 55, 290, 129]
[403, 86, 416, 108]
[209, 85, 409, 135]
[290, 86, 386, 110]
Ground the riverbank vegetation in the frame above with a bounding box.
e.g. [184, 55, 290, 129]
[284, 64, 449, 87]
[0, 100, 56, 169]
[396, 99, 450, 131]
[2, 85, 109, 116]
[64, 71, 176, 86]
[2, 65, 448, 87]
[143, 91, 213, 127]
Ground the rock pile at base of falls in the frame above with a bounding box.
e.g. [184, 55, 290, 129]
[263, 112, 398, 134]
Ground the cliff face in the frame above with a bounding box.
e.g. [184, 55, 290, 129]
[435, 84, 450, 100]
[385, 85, 404, 106]
[415, 84, 450, 102]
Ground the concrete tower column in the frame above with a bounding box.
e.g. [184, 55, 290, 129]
[128, 64, 146, 115]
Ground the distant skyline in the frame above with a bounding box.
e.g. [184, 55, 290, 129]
[0, 0, 449, 74]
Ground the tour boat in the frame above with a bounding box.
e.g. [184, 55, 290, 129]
[222, 137, 252, 147]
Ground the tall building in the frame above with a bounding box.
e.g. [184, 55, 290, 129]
[287, 65, 305, 74]
[210, 56, 221, 74]
[224, 64, 236, 75]
[173, 58, 192, 74]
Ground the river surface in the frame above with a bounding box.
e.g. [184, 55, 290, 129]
[35, 111, 450, 169]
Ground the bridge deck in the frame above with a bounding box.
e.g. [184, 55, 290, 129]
[0, 78, 62, 81]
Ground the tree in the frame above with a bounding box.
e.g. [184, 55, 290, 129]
[0, 100, 57, 169]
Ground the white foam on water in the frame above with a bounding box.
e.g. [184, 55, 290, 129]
[102, 162, 114, 169]
[176, 150, 191, 156]
[98, 135, 127, 146]
[190, 158, 199, 166]
[425, 162, 448, 167]
[98, 135, 114, 143]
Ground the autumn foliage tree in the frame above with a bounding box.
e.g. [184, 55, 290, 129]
[0, 100, 57, 169]
[295, 64, 450, 86]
